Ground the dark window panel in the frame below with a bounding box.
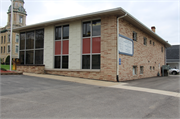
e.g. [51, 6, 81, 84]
[54, 56, 61, 68]
[26, 31, 34, 49]
[55, 26, 61, 40]
[26, 50, 34, 64]
[62, 56, 68, 69]
[20, 33, 25, 50]
[20, 51, 24, 64]
[92, 20, 101, 36]
[35, 50, 43, 64]
[83, 21, 91, 37]
[82, 55, 90, 69]
[35, 29, 44, 48]
[92, 55, 100, 69]
[133, 31, 137, 41]
[63, 25, 69, 39]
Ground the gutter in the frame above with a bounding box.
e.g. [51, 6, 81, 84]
[116, 13, 127, 82]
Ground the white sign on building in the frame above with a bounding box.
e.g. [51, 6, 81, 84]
[118, 34, 134, 56]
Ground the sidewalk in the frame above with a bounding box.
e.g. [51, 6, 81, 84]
[23, 73, 120, 87]
[24, 73, 180, 98]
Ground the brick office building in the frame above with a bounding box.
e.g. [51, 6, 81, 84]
[14, 7, 171, 81]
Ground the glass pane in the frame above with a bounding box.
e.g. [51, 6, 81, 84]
[62, 56, 68, 69]
[83, 38, 90, 54]
[35, 50, 43, 64]
[63, 25, 69, 39]
[92, 55, 100, 69]
[62, 40, 69, 54]
[92, 20, 101, 36]
[26, 50, 34, 64]
[83, 21, 91, 37]
[54, 56, 61, 68]
[26, 31, 34, 49]
[55, 41, 61, 55]
[92, 37, 101, 53]
[20, 51, 24, 64]
[35, 29, 44, 48]
[20, 33, 25, 50]
[82, 55, 90, 69]
[55, 26, 61, 40]
[16, 46, 18, 53]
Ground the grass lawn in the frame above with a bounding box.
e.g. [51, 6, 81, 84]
[0, 65, 13, 70]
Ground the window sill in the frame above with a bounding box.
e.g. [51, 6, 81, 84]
[45, 68, 101, 72]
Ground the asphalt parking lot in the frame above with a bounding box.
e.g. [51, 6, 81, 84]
[1, 74, 179, 118]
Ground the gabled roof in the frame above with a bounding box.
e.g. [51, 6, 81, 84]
[13, 7, 171, 47]
[166, 45, 180, 62]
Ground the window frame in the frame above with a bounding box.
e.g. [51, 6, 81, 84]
[82, 19, 101, 69]
[16, 34, 19, 43]
[54, 25, 69, 69]
[143, 37, 147, 46]
[4, 46, 5, 53]
[161, 47, 163, 52]
[7, 45, 10, 53]
[1, 36, 3, 44]
[19, 15, 23, 24]
[19, 29, 44, 65]
[4, 35, 6, 43]
[15, 45, 19, 53]
[140, 66, 144, 74]
[133, 66, 137, 75]
[133, 31, 137, 41]
[1, 46, 2, 53]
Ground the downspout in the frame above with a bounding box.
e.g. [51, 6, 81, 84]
[116, 13, 127, 82]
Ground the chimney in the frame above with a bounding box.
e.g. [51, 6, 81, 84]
[151, 26, 156, 33]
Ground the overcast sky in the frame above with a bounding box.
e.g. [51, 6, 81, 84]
[0, 0, 179, 45]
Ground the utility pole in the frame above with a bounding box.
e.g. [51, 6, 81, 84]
[10, 0, 13, 71]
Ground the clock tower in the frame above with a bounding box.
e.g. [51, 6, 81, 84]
[6, 0, 27, 29]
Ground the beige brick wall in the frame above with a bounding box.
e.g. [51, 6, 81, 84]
[118, 19, 165, 81]
[16, 65, 45, 74]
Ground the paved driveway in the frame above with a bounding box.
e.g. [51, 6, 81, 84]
[1, 75, 179, 118]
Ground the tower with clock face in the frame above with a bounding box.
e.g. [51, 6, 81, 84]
[6, 0, 27, 29]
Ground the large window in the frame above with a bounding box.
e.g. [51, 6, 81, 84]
[4, 46, 5, 53]
[140, 66, 143, 74]
[1, 47, 2, 53]
[133, 66, 137, 75]
[15, 45, 19, 53]
[4, 36, 6, 43]
[143, 37, 147, 46]
[19, 29, 44, 65]
[19, 15, 23, 23]
[82, 20, 101, 69]
[16, 34, 19, 43]
[54, 25, 69, 69]
[1, 36, 3, 44]
[7, 45, 10, 53]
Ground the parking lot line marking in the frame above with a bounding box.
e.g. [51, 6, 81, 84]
[110, 84, 180, 98]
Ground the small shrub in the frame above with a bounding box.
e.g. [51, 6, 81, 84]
[0, 68, 7, 71]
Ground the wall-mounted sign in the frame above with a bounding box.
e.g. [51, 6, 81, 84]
[118, 34, 134, 56]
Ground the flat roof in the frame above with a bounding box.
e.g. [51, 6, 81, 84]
[13, 7, 171, 47]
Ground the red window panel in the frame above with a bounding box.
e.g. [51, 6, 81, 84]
[92, 37, 101, 53]
[55, 41, 61, 55]
[83, 38, 90, 54]
[63, 40, 69, 54]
